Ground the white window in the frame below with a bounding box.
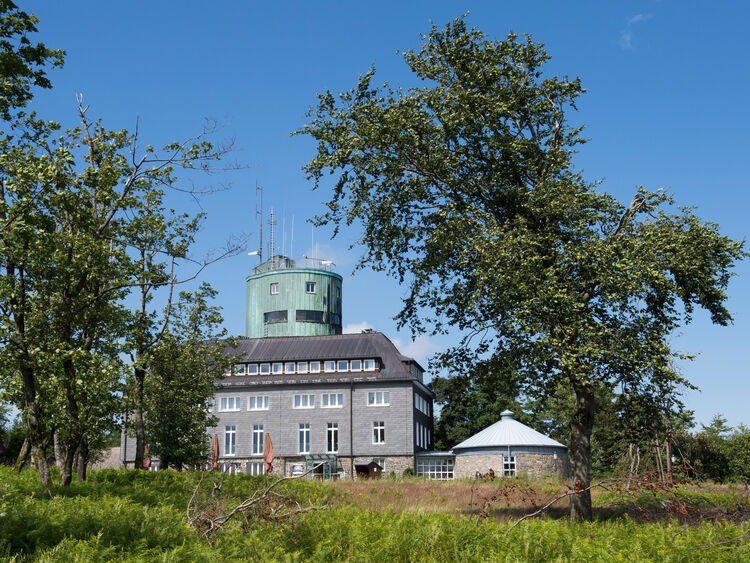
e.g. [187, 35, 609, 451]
[367, 391, 390, 406]
[224, 425, 236, 456]
[321, 393, 344, 408]
[327, 422, 339, 453]
[219, 396, 241, 412]
[350, 359, 362, 371]
[233, 364, 246, 376]
[299, 423, 310, 453]
[270, 282, 279, 295]
[305, 281, 316, 294]
[247, 364, 258, 376]
[416, 422, 422, 448]
[415, 394, 430, 415]
[309, 361, 321, 373]
[247, 461, 265, 475]
[284, 362, 296, 374]
[294, 394, 315, 409]
[337, 360, 348, 371]
[324, 360, 335, 373]
[372, 458, 385, 470]
[373, 421, 385, 444]
[416, 458, 454, 480]
[503, 456, 516, 477]
[252, 425, 264, 455]
[206, 397, 214, 412]
[247, 395, 269, 410]
[297, 361, 308, 374]
[272, 362, 283, 374]
[364, 359, 376, 371]
[260, 363, 270, 374]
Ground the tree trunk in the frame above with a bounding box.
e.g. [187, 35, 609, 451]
[569, 384, 595, 521]
[134, 365, 146, 470]
[59, 436, 79, 486]
[14, 437, 31, 471]
[53, 430, 66, 467]
[76, 435, 88, 482]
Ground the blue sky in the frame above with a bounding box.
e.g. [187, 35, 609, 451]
[29, 1, 749, 428]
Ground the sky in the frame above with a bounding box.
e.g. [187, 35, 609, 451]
[26, 1, 750, 429]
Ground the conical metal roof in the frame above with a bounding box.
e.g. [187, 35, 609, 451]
[452, 410, 566, 450]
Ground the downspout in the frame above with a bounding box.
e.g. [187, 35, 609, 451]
[349, 380, 354, 479]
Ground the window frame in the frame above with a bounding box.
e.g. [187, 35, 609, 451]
[284, 361, 296, 374]
[293, 394, 315, 409]
[272, 362, 283, 374]
[309, 361, 321, 373]
[247, 395, 269, 411]
[367, 391, 390, 407]
[350, 359, 362, 371]
[247, 364, 258, 376]
[321, 393, 344, 408]
[305, 281, 316, 294]
[372, 421, 386, 444]
[252, 424, 264, 455]
[363, 359, 376, 371]
[326, 422, 339, 453]
[259, 363, 271, 375]
[296, 361, 308, 374]
[337, 360, 349, 372]
[219, 396, 241, 412]
[299, 423, 310, 454]
[324, 360, 335, 373]
[270, 282, 279, 295]
[224, 425, 236, 456]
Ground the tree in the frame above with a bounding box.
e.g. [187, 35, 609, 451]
[143, 283, 232, 470]
[299, 17, 746, 520]
[0, 0, 64, 119]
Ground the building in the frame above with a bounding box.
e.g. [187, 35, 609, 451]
[417, 410, 569, 480]
[210, 331, 434, 476]
[121, 254, 435, 476]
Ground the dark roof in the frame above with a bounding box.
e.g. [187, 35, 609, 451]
[220, 331, 430, 389]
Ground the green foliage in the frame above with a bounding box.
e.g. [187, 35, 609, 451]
[299, 16, 746, 518]
[0, 1, 64, 121]
[143, 283, 232, 469]
[0, 467, 748, 561]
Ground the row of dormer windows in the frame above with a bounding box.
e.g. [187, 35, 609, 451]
[228, 358, 377, 376]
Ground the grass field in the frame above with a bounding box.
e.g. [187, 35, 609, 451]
[1, 467, 748, 561]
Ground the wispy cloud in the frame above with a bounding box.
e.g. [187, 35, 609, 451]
[391, 334, 442, 368]
[620, 13, 652, 50]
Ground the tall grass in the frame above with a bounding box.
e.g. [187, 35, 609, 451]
[1, 467, 747, 561]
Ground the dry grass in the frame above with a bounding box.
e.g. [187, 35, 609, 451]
[323, 477, 750, 524]
[327, 478, 571, 521]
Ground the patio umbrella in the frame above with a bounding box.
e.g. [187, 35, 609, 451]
[263, 433, 274, 473]
[143, 445, 151, 470]
[211, 434, 219, 471]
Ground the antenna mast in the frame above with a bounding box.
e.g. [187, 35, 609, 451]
[255, 182, 263, 263]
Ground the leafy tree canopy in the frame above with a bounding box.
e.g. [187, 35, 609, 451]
[299, 16, 746, 520]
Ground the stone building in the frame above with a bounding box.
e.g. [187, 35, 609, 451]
[451, 410, 569, 479]
[121, 254, 434, 476]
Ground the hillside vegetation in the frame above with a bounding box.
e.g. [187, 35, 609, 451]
[1, 467, 748, 561]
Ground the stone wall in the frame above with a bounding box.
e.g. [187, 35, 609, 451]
[454, 454, 505, 478]
[516, 453, 569, 479]
[455, 452, 569, 479]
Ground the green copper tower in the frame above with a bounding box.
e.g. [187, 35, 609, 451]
[245, 255, 343, 338]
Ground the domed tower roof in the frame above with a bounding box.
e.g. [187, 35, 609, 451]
[452, 410, 566, 451]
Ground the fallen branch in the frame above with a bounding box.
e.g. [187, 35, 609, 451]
[187, 462, 330, 540]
